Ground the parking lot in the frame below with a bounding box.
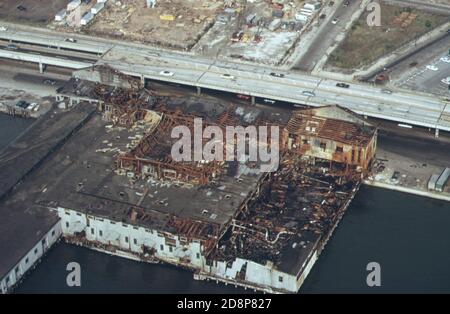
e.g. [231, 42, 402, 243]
[395, 54, 450, 97]
[0, 0, 66, 25]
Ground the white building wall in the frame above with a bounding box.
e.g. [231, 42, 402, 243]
[0, 221, 62, 294]
[207, 258, 298, 293]
[56, 207, 304, 293]
[245, 261, 297, 292]
[57, 207, 206, 269]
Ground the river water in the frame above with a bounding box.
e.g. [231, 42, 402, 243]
[2, 113, 450, 294]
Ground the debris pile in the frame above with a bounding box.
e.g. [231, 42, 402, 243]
[211, 151, 359, 268]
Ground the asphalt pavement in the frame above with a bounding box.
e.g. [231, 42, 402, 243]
[294, 0, 363, 72]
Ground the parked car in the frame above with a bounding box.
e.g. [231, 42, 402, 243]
[441, 77, 450, 85]
[16, 100, 29, 108]
[65, 38, 77, 43]
[440, 56, 450, 63]
[331, 17, 340, 25]
[27, 103, 38, 111]
[231, 31, 244, 42]
[43, 79, 57, 85]
[263, 99, 276, 104]
[237, 94, 251, 100]
[0, 26, 8, 31]
[426, 64, 438, 71]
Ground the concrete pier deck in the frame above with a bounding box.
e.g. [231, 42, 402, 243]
[0, 103, 96, 292]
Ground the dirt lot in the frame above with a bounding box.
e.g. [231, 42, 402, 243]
[192, 0, 306, 65]
[327, 2, 449, 70]
[86, 0, 221, 50]
[0, 0, 67, 25]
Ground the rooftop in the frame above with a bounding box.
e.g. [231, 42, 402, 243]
[285, 105, 377, 146]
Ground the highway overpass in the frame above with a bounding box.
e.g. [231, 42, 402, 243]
[0, 24, 449, 135]
[0, 49, 92, 71]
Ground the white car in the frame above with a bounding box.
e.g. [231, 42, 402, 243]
[440, 56, 450, 63]
[441, 77, 450, 85]
[221, 73, 235, 80]
[0, 26, 7, 31]
[302, 90, 316, 97]
[331, 18, 339, 25]
[426, 64, 438, 71]
[159, 70, 174, 77]
[263, 99, 276, 104]
[27, 103, 37, 111]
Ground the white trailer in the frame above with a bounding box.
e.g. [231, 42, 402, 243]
[295, 14, 309, 22]
[91, 2, 105, 15]
[55, 9, 67, 22]
[67, 0, 81, 11]
[80, 12, 94, 26]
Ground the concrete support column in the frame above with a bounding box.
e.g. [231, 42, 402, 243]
[39, 62, 45, 74]
[141, 75, 145, 88]
[197, 86, 201, 96]
[251, 96, 255, 105]
[435, 128, 440, 138]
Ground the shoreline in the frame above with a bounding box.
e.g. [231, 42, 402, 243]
[363, 180, 450, 203]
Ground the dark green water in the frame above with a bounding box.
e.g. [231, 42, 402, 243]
[3, 114, 450, 293]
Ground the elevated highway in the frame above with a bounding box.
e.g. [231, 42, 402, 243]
[0, 24, 449, 134]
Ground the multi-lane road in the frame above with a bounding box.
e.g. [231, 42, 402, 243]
[0, 22, 449, 134]
[295, 0, 363, 72]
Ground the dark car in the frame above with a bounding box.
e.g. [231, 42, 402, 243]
[344, 0, 350, 7]
[43, 79, 57, 86]
[5, 44, 19, 50]
[336, 82, 350, 88]
[231, 31, 244, 42]
[270, 72, 285, 78]
[16, 100, 30, 109]
[17, 5, 27, 11]
[236, 94, 251, 100]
